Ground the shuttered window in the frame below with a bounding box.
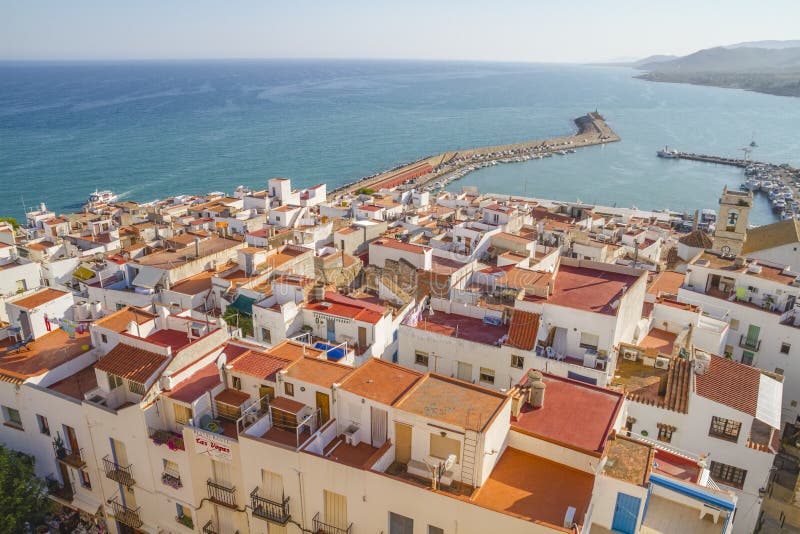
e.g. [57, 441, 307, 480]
[324, 490, 348, 530]
[429, 433, 460, 464]
[173, 403, 193, 425]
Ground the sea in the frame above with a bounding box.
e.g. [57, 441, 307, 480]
[1, 59, 799, 225]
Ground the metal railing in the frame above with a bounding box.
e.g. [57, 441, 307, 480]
[202, 520, 239, 534]
[738, 335, 761, 351]
[207, 479, 237, 508]
[236, 393, 271, 435]
[313, 512, 353, 534]
[45, 474, 74, 502]
[161, 467, 182, 489]
[53, 441, 85, 468]
[250, 487, 290, 524]
[103, 455, 135, 487]
[109, 498, 143, 529]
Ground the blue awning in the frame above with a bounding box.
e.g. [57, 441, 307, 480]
[649, 473, 735, 512]
[228, 295, 256, 316]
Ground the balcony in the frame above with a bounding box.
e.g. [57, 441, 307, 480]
[162, 468, 182, 490]
[207, 479, 237, 508]
[202, 520, 239, 534]
[53, 441, 85, 468]
[148, 427, 186, 451]
[176, 514, 194, 530]
[103, 455, 135, 487]
[738, 335, 761, 352]
[109, 498, 143, 529]
[250, 487, 290, 524]
[45, 474, 74, 502]
[313, 512, 352, 534]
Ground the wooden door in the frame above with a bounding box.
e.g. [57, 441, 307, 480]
[456, 361, 472, 382]
[370, 406, 387, 447]
[358, 326, 367, 348]
[394, 422, 412, 464]
[316, 392, 330, 425]
[65, 425, 79, 453]
[259, 385, 275, 411]
[324, 490, 347, 530]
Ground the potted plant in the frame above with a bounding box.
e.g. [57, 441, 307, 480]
[53, 434, 67, 459]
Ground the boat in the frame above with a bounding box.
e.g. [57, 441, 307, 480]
[87, 189, 117, 206]
[657, 145, 680, 159]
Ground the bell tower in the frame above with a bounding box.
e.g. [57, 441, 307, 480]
[712, 186, 752, 256]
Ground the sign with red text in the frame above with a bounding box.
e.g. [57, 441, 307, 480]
[193, 428, 233, 462]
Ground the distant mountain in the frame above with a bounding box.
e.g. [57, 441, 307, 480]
[630, 55, 678, 68]
[634, 43, 800, 97]
[725, 40, 800, 50]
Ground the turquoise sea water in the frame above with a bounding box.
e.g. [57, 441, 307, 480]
[1, 60, 798, 225]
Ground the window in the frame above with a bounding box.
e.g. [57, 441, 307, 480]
[781, 342, 791, 354]
[657, 424, 674, 443]
[389, 512, 414, 534]
[100, 333, 108, 344]
[414, 350, 429, 367]
[730, 318, 740, 331]
[36, 414, 50, 435]
[710, 461, 747, 489]
[232, 376, 242, 390]
[128, 380, 145, 396]
[511, 354, 524, 369]
[173, 403, 193, 425]
[429, 433, 460, 463]
[709, 416, 741, 441]
[429, 527, 445, 534]
[479, 367, 495, 385]
[16, 279, 27, 292]
[79, 468, 92, 489]
[2, 406, 22, 429]
[741, 351, 754, 366]
[261, 328, 271, 344]
[284, 382, 295, 396]
[176, 503, 193, 529]
[792, 400, 798, 408]
[108, 373, 124, 390]
[579, 332, 600, 351]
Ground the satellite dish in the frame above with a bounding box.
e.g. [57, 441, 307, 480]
[444, 454, 456, 471]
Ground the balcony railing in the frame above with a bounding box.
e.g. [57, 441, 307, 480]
[250, 487, 290, 524]
[207, 479, 237, 508]
[109, 498, 143, 529]
[313, 512, 352, 534]
[45, 474, 74, 502]
[148, 426, 186, 451]
[738, 335, 761, 352]
[103, 455, 135, 487]
[202, 520, 239, 534]
[53, 441, 86, 468]
[162, 468, 182, 489]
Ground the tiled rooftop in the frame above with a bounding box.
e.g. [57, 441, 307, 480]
[10, 288, 68, 309]
[94, 343, 167, 385]
[338, 358, 422, 406]
[396, 374, 507, 431]
[47, 365, 98, 401]
[512, 374, 623, 454]
[473, 447, 594, 527]
[506, 310, 540, 351]
[167, 361, 221, 403]
[93, 306, 156, 333]
[0, 330, 92, 381]
[285, 357, 353, 388]
[694, 353, 761, 417]
[609, 357, 691, 414]
[230, 349, 292, 381]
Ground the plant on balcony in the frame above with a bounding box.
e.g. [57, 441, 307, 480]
[176, 514, 194, 529]
[162, 472, 183, 489]
[53, 435, 67, 459]
[151, 429, 186, 451]
[167, 436, 185, 451]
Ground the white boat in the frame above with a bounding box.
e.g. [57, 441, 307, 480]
[87, 189, 117, 206]
[657, 145, 680, 158]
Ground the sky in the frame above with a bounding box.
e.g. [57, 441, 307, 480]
[1, 0, 798, 63]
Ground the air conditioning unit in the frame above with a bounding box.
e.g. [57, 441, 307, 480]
[655, 356, 670, 370]
[623, 349, 638, 361]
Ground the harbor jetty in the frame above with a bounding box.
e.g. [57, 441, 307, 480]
[329, 111, 619, 199]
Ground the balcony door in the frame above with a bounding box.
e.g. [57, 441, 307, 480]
[324, 490, 348, 531]
[326, 318, 336, 342]
[316, 392, 330, 425]
[745, 325, 760, 347]
[111, 438, 128, 466]
[456, 361, 472, 382]
[64, 425, 79, 453]
[370, 406, 388, 447]
[216, 505, 235, 533]
[212, 459, 233, 488]
[261, 469, 283, 501]
[394, 422, 412, 464]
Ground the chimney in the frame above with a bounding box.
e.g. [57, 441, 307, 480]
[511, 393, 523, 418]
[693, 210, 699, 232]
[529, 372, 546, 409]
[194, 237, 201, 258]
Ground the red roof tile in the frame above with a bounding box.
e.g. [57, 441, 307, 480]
[11, 288, 69, 309]
[215, 387, 250, 406]
[695, 353, 760, 416]
[95, 343, 167, 384]
[506, 310, 540, 351]
[230, 350, 292, 381]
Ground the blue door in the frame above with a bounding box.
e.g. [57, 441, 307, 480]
[612, 492, 641, 534]
[326, 318, 336, 342]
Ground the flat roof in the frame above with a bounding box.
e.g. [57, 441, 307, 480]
[133, 236, 241, 269]
[511, 374, 623, 454]
[639, 328, 677, 356]
[648, 270, 685, 296]
[338, 358, 422, 406]
[169, 271, 214, 295]
[473, 447, 594, 527]
[409, 311, 509, 346]
[603, 435, 652, 486]
[47, 365, 98, 401]
[267, 340, 325, 362]
[535, 264, 640, 315]
[10, 288, 69, 309]
[371, 239, 429, 254]
[0, 330, 92, 381]
[694, 251, 796, 285]
[93, 306, 156, 333]
[396, 374, 507, 431]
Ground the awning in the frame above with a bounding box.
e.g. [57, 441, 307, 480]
[228, 294, 256, 316]
[757, 373, 782, 430]
[649, 473, 735, 511]
[132, 269, 163, 289]
[72, 266, 95, 281]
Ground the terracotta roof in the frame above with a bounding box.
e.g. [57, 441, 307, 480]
[94, 343, 167, 384]
[506, 310, 540, 351]
[285, 357, 353, 388]
[267, 340, 325, 361]
[11, 288, 68, 309]
[371, 239, 429, 254]
[338, 359, 422, 406]
[496, 267, 550, 289]
[215, 387, 250, 406]
[271, 395, 306, 414]
[648, 271, 684, 296]
[678, 230, 713, 248]
[512, 373, 623, 454]
[743, 218, 800, 254]
[396, 374, 508, 431]
[305, 292, 385, 324]
[93, 307, 156, 333]
[532, 264, 641, 315]
[230, 350, 292, 381]
[167, 362, 221, 403]
[694, 353, 760, 416]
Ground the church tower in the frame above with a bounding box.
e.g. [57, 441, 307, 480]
[712, 186, 752, 256]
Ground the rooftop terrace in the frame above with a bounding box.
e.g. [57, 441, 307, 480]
[528, 264, 641, 315]
[409, 311, 508, 346]
[0, 330, 92, 382]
